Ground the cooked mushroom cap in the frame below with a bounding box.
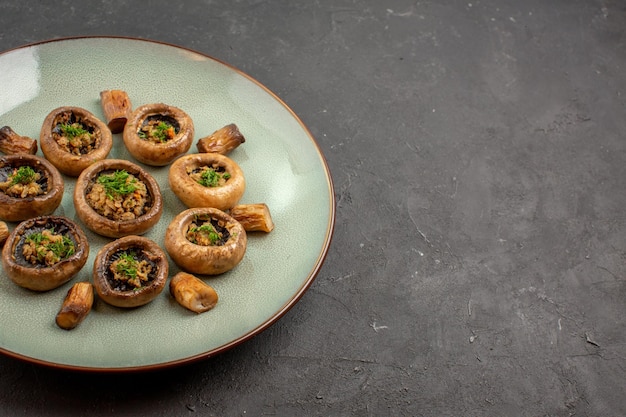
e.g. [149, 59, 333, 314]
[0, 154, 64, 222]
[123, 103, 194, 166]
[73, 159, 163, 238]
[93, 235, 168, 308]
[168, 153, 245, 211]
[1, 216, 89, 291]
[165, 207, 247, 275]
[39, 106, 113, 177]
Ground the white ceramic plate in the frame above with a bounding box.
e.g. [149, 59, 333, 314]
[0, 37, 334, 371]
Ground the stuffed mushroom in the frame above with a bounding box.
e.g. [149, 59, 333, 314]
[40, 106, 113, 177]
[165, 207, 246, 275]
[0, 154, 64, 222]
[73, 159, 163, 238]
[93, 235, 168, 308]
[168, 153, 245, 211]
[1, 216, 89, 291]
[123, 103, 194, 166]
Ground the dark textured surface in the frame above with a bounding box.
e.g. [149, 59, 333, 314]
[1, 0, 625, 415]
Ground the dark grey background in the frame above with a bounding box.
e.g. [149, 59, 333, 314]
[1, 1, 625, 416]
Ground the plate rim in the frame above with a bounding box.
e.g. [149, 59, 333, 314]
[0, 35, 336, 373]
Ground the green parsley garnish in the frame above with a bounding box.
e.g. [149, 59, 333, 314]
[48, 236, 75, 259]
[153, 121, 172, 142]
[10, 166, 37, 185]
[138, 121, 174, 142]
[25, 230, 47, 245]
[97, 170, 138, 199]
[191, 224, 220, 245]
[25, 229, 75, 263]
[59, 123, 89, 138]
[115, 252, 138, 279]
[197, 168, 230, 188]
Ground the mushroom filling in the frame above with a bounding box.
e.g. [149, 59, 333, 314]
[16, 225, 76, 267]
[188, 165, 231, 188]
[86, 169, 151, 221]
[186, 216, 231, 246]
[138, 115, 180, 144]
[0, 165, 48, 198]
[51, 111, 101, 155]
[106, 248, 158, 291]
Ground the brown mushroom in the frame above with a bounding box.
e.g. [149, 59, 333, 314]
[165, 207, 247, 275]
[168, 153, 245, 211]
[0, 154, 64, 222]
[1, 216, 89, 291]
[73, 159, 163, 238]
[122, 103, 194, 166]
[39, 106, 113, 177]
[93, 235, 168, 308]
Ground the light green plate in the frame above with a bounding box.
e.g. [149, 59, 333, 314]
[0, 37, 334, 371]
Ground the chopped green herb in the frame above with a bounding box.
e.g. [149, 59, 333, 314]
[198, 169, 219, 187]
[191, 224, 220, 245]
[97, 170, 138, 198]
[47, 235, 75, 259]
[139, 121, 174, 142]
[59, 123, 89, 138]
[115, 252, 138, 279]
[10, 166, 37, 185]
[25, 230, 47, 245]
[197, 168, 230, 188]
[25, 229, 75, 264]
[153, 121, 172, 142]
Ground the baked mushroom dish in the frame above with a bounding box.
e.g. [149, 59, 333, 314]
[93, 235, 168, 308]
[165, 207, 247, 276]
[40, 106, 113, 177]
[1, 216, 89, 291]
[0, 154, 64, 222]
[169, 153, 245, 211]
[123, 103, 194, 166]
[73, 159, 163, 238]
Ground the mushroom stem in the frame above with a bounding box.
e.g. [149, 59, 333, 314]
[196, 123, 245, 155]
[170, 272, 218, 313]
[100, 90, 132, 133]
[55, 282, 94, 330]
[229, 203, 274, 233]
[0, 126, 38, 155]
